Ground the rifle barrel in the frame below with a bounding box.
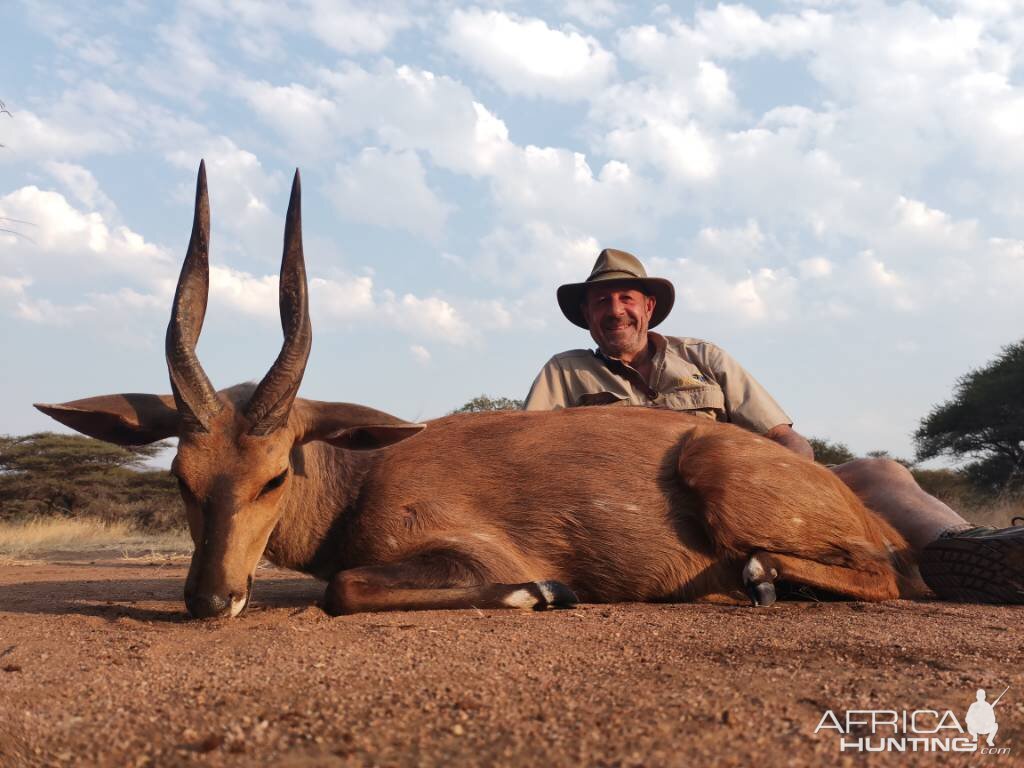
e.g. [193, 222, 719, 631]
[992, 685, 1010, 707]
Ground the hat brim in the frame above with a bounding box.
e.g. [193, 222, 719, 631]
[557, 277, 675, 330]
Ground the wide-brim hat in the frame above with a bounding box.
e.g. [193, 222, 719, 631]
[557, 248, 675, 329]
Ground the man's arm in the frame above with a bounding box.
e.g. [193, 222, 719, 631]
[764, 424, 814, 461]
[523, 357, 572, 410]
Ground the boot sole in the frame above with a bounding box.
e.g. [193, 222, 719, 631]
[919, 528, 1024, 604]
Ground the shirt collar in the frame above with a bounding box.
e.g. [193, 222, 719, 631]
[593, 332, 666, 365]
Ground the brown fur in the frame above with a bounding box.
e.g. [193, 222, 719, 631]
[269, 405, 923, 609]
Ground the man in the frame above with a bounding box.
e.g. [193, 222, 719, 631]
[965, 688, 1000, 747]
[525, 248, 1024, 603]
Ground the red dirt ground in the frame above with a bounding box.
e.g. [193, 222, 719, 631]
[0, 558, 1021, 767]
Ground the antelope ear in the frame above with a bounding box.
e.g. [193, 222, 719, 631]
[293, 398, 426, 450]
[34, 394, 179, 445]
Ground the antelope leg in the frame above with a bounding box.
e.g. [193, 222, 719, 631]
[743, 552, 778, 607]
[323, 550, 577, 616]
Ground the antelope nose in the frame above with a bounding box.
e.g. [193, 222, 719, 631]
[186, 593, 229, 619]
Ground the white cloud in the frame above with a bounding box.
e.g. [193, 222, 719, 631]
[308, 0, 413, 54]
[474, 222, 599, 289]
[690, 4, 832, 59]
[465, 298, 515, 331]
[487, 148, 662, 240]
[558, 0, 622, 29]
[209, 265, 278, 317]
[893, 196, 976, 248]
[240, 63, 514, 176]
[381, 292, 475, 344]
[652, 257, 799, 325]
[798, 257, 832, 279]
[234, 80, 339, 153]
[410, 344, 431, 364]
[855, 250, 915, 312]
[14, 295, 95, 325]
[688, 220, 775, 278]
[605, 119, 718, 181]
[330, 148, 455, 242]
[0, 186, 174, 282]
[44, 161, 118, 220]
[0, 108, 117, 161]
[619, 5, 830, 67]
[0, 186, 176, 332]
[0, 274, 31, 298]
[240, 62, 665, 240]
[0, 273, 95, 326]
[445, 8, 615, 100]
[310, 275, 376, 321]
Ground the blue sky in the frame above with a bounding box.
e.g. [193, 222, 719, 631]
[2, 0, 1024, 464]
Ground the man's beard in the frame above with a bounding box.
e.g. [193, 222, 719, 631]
[596, 322, 645, 359]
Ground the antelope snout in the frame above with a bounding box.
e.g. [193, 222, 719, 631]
[185, 592, 229, 618]
[184, 585, 250, 619]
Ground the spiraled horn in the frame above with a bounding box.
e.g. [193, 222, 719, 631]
[245, 170, 312, 436]
[165, 160, 222, 433]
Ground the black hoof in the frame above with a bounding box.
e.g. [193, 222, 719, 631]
[534, 580, 579, 610]
[747, 581, 777, 607]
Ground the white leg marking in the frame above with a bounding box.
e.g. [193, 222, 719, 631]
[502, 588, 539, 609]
[535, 581, 557, 604]
[743, 556, 766, 585]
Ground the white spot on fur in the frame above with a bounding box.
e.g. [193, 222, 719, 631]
[503, 589, 538, 609]
[791, 517, 804, 524]
[743, 556, 766, 584]
[624, 504, 639, 512]
[472, 532, 496, 543]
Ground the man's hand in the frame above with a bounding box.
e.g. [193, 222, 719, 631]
[764, 424, 814, 461]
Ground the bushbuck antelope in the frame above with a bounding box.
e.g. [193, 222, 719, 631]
[36, 163, 925, 618]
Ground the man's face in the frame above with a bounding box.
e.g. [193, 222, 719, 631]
[582, 283, 656, 360]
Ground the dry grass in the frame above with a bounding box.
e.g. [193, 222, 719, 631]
[0, 517, 191, 561]
[961, 495, 1024, 529]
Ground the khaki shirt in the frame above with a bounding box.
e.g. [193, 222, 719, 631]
[524, 333, 791, 434]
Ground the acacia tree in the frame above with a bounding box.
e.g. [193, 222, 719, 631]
[808, 437, 855, 466]
[450, 395, 524, 414]
[915, 340, 1024, 492]
[0, 432, 181, 529]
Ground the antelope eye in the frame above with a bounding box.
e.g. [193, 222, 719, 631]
[260, 469, 288, 497]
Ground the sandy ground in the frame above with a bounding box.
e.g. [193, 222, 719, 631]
[0, 557, 1021, 767]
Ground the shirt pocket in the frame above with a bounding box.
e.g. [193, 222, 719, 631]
[660, 384, 726, 414]
[576, 391, 630, 407]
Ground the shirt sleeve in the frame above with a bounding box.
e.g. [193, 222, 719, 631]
[704, 344, 791, 433]
[523, 357, 572, 410]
